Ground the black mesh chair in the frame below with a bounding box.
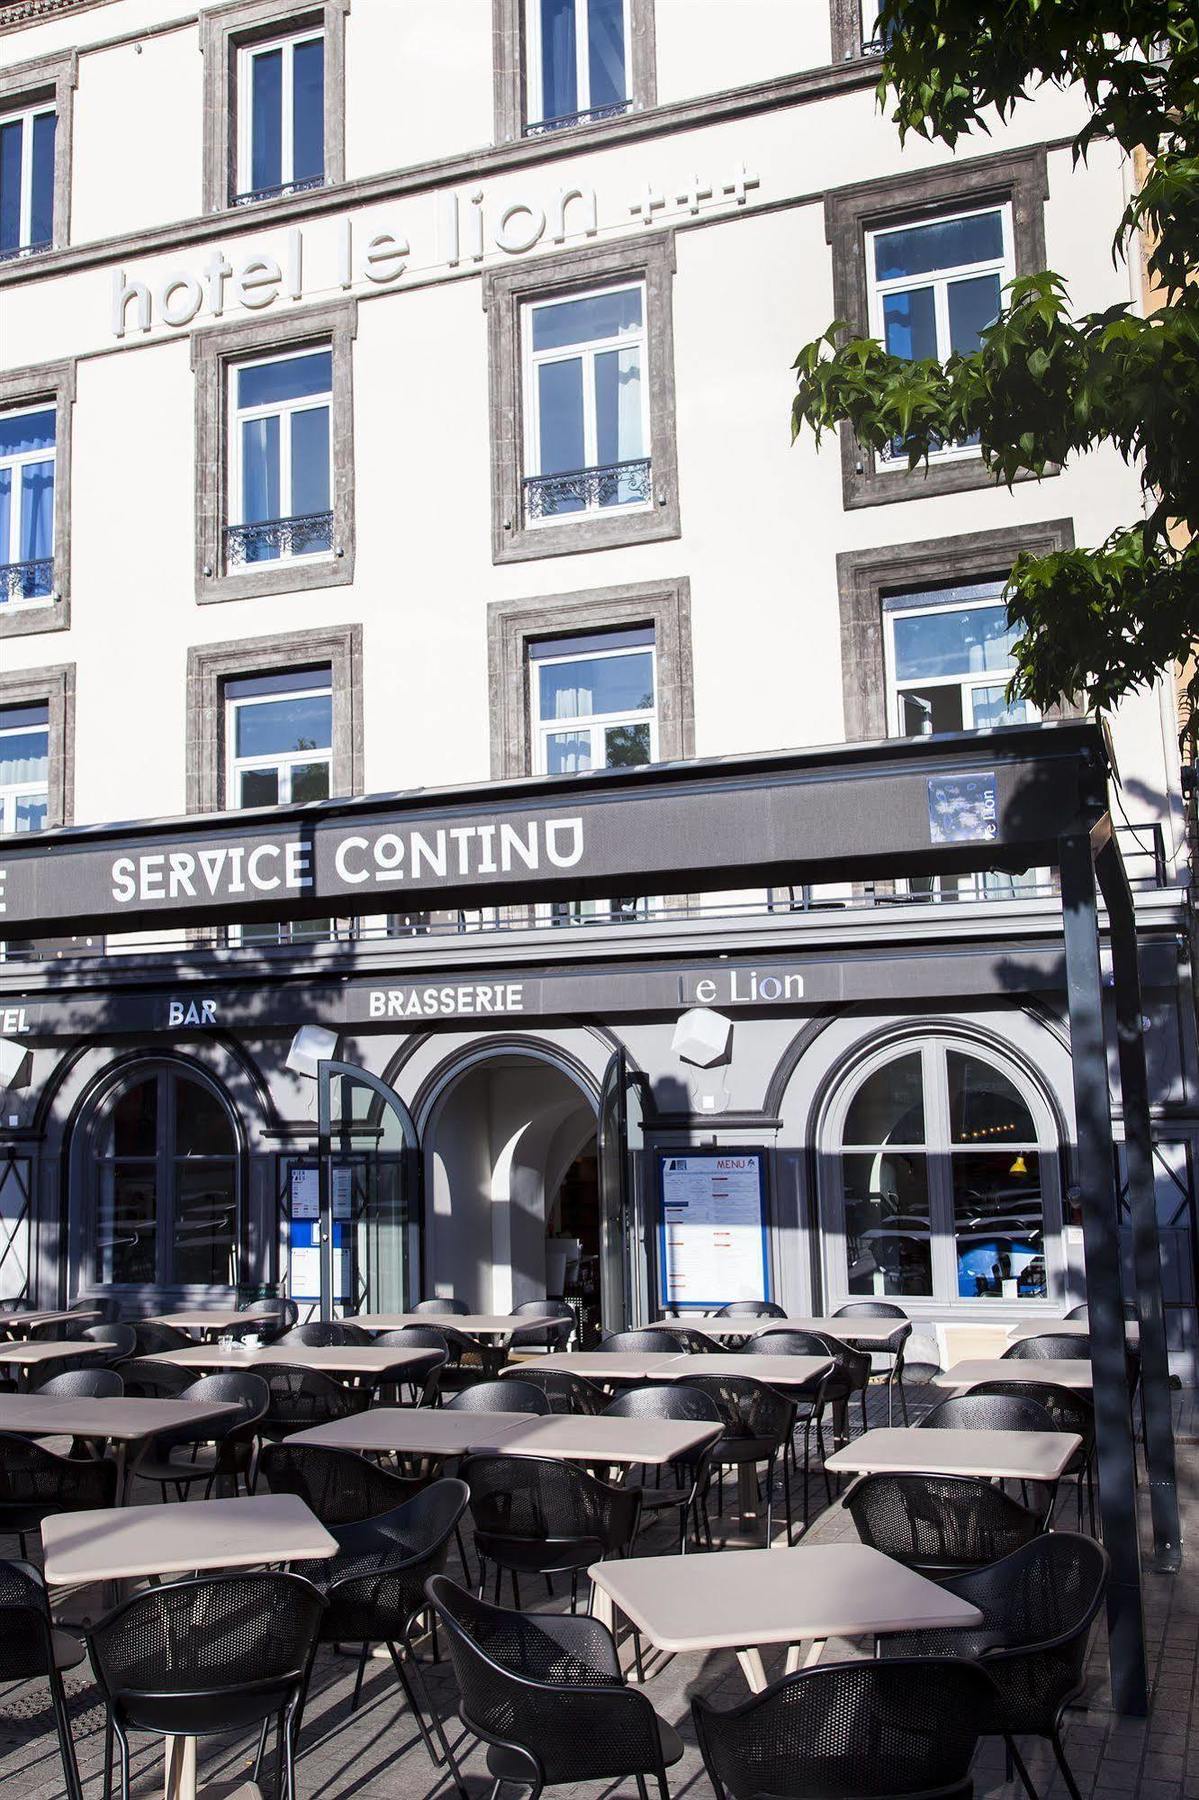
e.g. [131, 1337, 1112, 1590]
[602, 1385, 721, 1552]
[293, 1480, 470, 1771]
[39, 1367, 124, 1399]
[129, 1320, 192, 1357]
[277, 1320, 349, 1347]
[338, 1322, 376, 1345]
[460, 1454, 641, 1609]
[0, 1558, 84, 1800]
[742, 1330, 843, 1505]
[1004, 1333, 1091, 1361]
[748, 1328, 872, 1445]
[919, 1392, 1057, 1434]
[832, 1300, 914, 1424]
[132, 1371, 268, 1500]
[413, 1297, 470, 1315]
[510, 1299, 575, 1352]
[600, 1327, 691, 1354]
[1064, 1304, 1089, 1321]
[878, 1532, 1110, 1800]
[86, 1572, 326, 1800]
[969, 1379, 1098, 1532]
[683, 1372, 800, 1543]
[112, 1357, 196, 1400]
[713, 1301, 787, 1319]
[71, 1295, 121, 1325]
[844, 1471, 1047, 1575]
[255, 1363, 369, 1438]
[445, 1378, 550, 1414]
[228, 1297, 297, 1342]
[0, 1432, 118, 1557]
[260, 1441, 427, 1524]
[692, 1656, 997, 1800]
[368, 1329, 447, 1406]
[80, 1323, 138, 1362]
[667, 1325, 723, 1352]
[499, 1366, 606, 1415]
[427, 1573, 684, 1800]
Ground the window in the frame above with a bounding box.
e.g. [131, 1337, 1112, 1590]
[527, 0, 631, 133]
[90, 1067, 240, 1290]
[0, 403, 54, 605]
[828, 1039, 1056, 1308]
[235, 28, 324, 205]
[0, 703, 47, 833]
[0, 100, 55, 260]
[228, 347, 332, 567]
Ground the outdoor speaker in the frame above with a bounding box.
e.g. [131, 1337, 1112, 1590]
[285, 1024, 339, 1079]
[671, 1006, 733, 1068]
[0, 1037, 30, 1091]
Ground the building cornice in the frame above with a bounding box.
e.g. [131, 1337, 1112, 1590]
[0, 0, 119, 32]
[0, 56, 877, 288]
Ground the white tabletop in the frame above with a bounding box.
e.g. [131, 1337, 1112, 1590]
[664, 1317, 909, 1347]
[289, 1407, 534, 1457]
[0, 1393, 239, 1444]
[825, 1425, 1082, 1483]
[352, 1313, 525, 1335]
[0, 1340, 108, 1368]
[467, 1413, 722, 1466]
[934, 1357, 1094, 1391]
[1006, 1317, 1138, 1344]
[41, 1492, 337, 1587]
[530, 1351, 683, 1380]
[659, 1353, 832, 1389]
[589, 1544, 982, 1653]
[145, 1309, 280, 1334]
[151, 1343, 435, 1377]
[0, 1309, 102, 1336]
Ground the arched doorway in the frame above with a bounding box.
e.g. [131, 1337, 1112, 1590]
[420, 1049, 601, 1333]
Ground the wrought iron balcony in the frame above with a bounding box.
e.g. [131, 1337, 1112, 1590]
[225, 511, 334, 566]
[525, 99, 631, 135]
[0, 558, 53, 603]
[0, 239, 52, 264]
[523, 457, 652, 520]
[231, 174, 325, 207]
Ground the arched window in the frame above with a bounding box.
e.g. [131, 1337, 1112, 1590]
[823, 1038, 1059, 1306]
[89, 1066, 240, 1290]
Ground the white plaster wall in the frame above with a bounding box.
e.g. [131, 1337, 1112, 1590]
[345, 0, 494, 180]
[654, 0, 832, 103]
[71, 27, 203, 243]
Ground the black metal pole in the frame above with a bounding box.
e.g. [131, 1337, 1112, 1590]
[317, 1060, 332, 1325]
[1059, 830, 1149, 1715]
[1096, 831, 1182, 1571]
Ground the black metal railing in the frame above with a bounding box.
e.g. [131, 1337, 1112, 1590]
[525, 99, 631, 134]
[231, 173, 324, 207]
[0, 239, 52, 264]
[0, 558, 53, 603]
[1114, 820, 1169, 889]
[523, 457, 652, 520]
[225, 511, 333, 565]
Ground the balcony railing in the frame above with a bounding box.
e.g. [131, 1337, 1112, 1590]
[0, 239, 52, 264]
[225, 511, 333, 566]
[0, 558, 53, 604]
[231, 174, 324, 207]
[523, 457, 652, 520]
[525, 99, 631, 135]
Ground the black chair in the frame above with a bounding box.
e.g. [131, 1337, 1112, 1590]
[1064, 1303, 1089, 1321]
[112, 1357, 196, 1400]
[510, 1299, 574, 1352]
[254, 1363, 369, 1438]
[692, 1656, 997, 1800]
[368, 1329, 448, 1405]
[0, 1432, 118, 1557]
[338, 1321, 376, 1345]
[499, 1366, 606, 1415]
[600, 1327, 690, 1353]
[445, 1378, 550, 1414]
[878, 1532, 1110, 1800]
[713, 1301, 787, 1318]
[71, 1296, 120, 1325]
[80, 1323, 138, 1362]
[832, 1300, 913, 1424]
[277, 1320, 349, 1347]
[970, 1379, 1098, 1532]
[39, 1367, 124, 1399]
[602, 1385, 721, 1552]
[748, 1328, 872, 1444]
[227, 1297, 296, 1342]
[294, 1480, 470, 1771]
[0, 1559, 84, 1800]
[683, 1372, 800, 1543]
[741, 1330, 845, 1504]
[260, 1441, 426, 1524]
[240, 1295, 299, 1330]
[413, 1297, 470, 1315]
[132, 1371, 268, 1500]
[919, 1392, 1057, 1434]
[87, 1572, 326, 1800]
[428, 1573, 683, 1800]
[844, 1470, 1046, 1575]
[1004, 1333, 1090, 1361]
[128, 1320, 192, 1357]
[460, 1454, 641, 1609]
[667, 1325, 723, 1352]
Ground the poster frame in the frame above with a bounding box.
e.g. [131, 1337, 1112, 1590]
[654, 1146, 772, 1311]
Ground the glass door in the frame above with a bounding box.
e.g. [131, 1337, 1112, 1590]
[597, 1048, 644, 1330]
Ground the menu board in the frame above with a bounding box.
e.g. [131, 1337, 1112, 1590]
[657, 1150, 770, 1309]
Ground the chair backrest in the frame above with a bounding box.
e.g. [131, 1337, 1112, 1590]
[498, 1367, 605, 1414]
[445, 1379, 550, 1414]
[112, 1358, 196, 1400]
[239, 1296, 296, 1325]
[1004, 1332, 1090, 1361]
[254, 1363, 358, 1430]
[692, 1657, 995, 1800]
[832, 1301, 909, 1319]
[968, 1379, 1095, 1439]
[412, 1297, 470, 1315]
[1064, 1303, 1089, 1321]
[668, 1326, 722, 1352]
[278, 1321, 348, 1347]
[682, 1373, 794, 1444]
[72, 1296, 120, 1324]
[81, 1323, 138, 1359]
[0, 1432, 118, 1509]
[945, 1530, 1110, 1653]
[130, 1321, 193, 1357]
[844, 1471, 1043, 1573]
[86, 1572, 326, 1735]
[600, 1327, 689, 1354]
[0, 1558, 58, 1683]
[512, 1300, 574, 1320]
[372, 1325, 450, 1355]
[260, 1441, 426, 1524]
[460, 1454, 640, 1555]
[602, 1383, 723, 1424]
[511, 1300, 574, 1351]
[337, 1322, 374, 1345]
[327, 1478, 470, 1567]
[743, 1327, 832, 1357]
[919, 1393, 1056, 1434]
[185, 1371, 270, 1431]
[39, 1367, 124, 1399]
[712, 1300, 787, 1318]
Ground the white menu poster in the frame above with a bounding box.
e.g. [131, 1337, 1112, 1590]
[657, 1151, 770, 1309]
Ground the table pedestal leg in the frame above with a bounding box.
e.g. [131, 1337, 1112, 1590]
[784, 1638, 826, 1675]
[735, 1649, 767, 1693]
[164, 1734, 197, 1800]
[590, 1586, 614, 1632]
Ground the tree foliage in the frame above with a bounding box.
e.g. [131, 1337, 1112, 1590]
[791, 0, 1199, 718]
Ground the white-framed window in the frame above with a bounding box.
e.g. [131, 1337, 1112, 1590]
[225, 667, 332, 943]
[866, 203, 1013, 463]
[0, 403, 55, 606]
[859, 0, 887, 51]
[235, 28, 324, 204]
[530, 626, 655, 922]
[823, 1037, 1058, 1308]
[526, 0, 631, 132]
[0, 702, 49, 834]
[227, 347, 332, 568]
[0, 100, 55, 259]
[522, 282, 650, 522]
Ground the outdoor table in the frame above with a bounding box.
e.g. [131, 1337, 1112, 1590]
[0, 1339, 108, 1391]
[1006, 1317, 1138, 1345]
[589, 1544, 983, 1691]
[521, 1350, 684, 1381]
[933, 1357, 1094, 1392]
[663, 1316, 912, 1348]
[0, 1392, 240, 1499]
[148, 1343, 435, 1383]
[288, 1406, 534, 1458]
[145, 1308, 280, 1340]
[658, 1352, 833, 1388]
[824, 1424, 1082, 1484]
[41, 1492, 337, 1800]
[0, 1308, 102, 1339]
[352, 1311, 562, 1375]
[464, 1412, 723, 1467]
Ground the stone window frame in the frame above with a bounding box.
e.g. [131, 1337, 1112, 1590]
[487, 576, 693, 778]
[483, 232, 681, 565]
[0, 358, 75, 641]
[835, 518, 1077, 743]
[492, 0, 657, 145]
[0, 49, 76, 253]
[825, 146, 1050, 509]
[0, 660, 75, 827]
[829, 0, 883, 61]
[199, 0, 349, 215]
[185, 622, 362, 813]
[191, 297, 356, 605]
